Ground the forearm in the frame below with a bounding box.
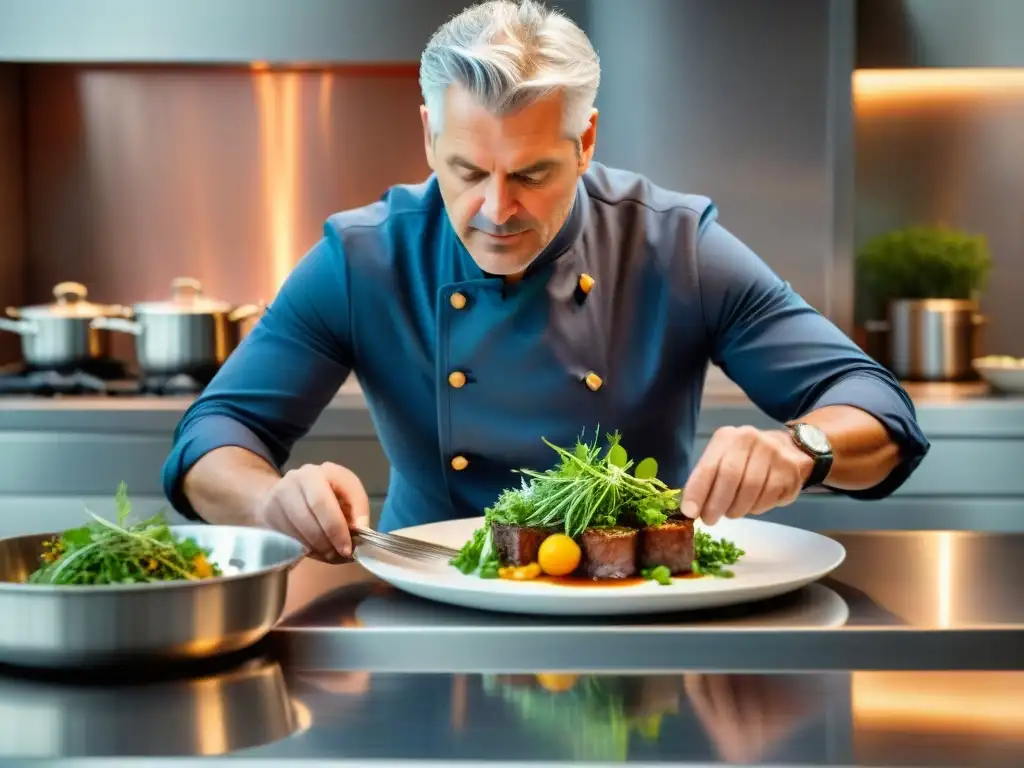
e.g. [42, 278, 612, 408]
[796, 405, 902, 491]
[182, 446, 281, 526]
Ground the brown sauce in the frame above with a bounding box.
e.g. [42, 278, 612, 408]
[536, 572, 703, 588]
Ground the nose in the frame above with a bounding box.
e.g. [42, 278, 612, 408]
[480, 176, 516, 225]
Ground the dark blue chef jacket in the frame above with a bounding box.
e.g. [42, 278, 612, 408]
[161, 163, 929, 532]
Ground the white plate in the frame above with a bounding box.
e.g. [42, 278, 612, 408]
[354, 517, 846, 617]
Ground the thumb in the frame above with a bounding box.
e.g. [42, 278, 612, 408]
[319, 462, 371, 529]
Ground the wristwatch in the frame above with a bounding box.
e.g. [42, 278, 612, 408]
[786, 422, 833, 489]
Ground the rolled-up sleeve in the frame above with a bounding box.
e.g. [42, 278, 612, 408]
[695, 214, 930, 498]
[161, 224, 355, 519]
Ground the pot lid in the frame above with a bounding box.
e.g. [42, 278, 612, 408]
[13, 282, 127, 319]
[132, 277, 233, 315]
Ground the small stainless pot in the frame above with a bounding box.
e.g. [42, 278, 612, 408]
[92, 277, 262, 376]
[0, 282, 129, 369]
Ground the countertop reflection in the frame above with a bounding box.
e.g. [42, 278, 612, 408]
[5, 661, 1024, 766]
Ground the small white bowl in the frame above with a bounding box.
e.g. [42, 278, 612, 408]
[973, 356, 1024, 394]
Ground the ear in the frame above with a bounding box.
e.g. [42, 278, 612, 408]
[420, 105, 436, 171]
[578, 109, 599, 173]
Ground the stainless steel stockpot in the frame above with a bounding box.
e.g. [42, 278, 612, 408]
[0, 282, 129, 368]
[92, 277, 263, 376]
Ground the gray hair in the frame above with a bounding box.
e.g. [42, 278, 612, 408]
[419, 0, 600, 138]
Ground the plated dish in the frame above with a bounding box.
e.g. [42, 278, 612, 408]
[450, 430, 744, 587]
[354, 429, 846, 616]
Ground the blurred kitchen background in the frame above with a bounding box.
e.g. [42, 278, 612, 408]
[1, 0, 1021, 363]
[1, 0, 1023, 534]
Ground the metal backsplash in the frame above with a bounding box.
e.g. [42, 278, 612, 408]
[854, 69, 1024, 356]
[0, 65, 24, 363]
[23, 64, 430, 311]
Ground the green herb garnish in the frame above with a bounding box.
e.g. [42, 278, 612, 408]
[27, 482, 222, 586]
[450, 523, 501, 577]
[640, 565, 672, 586]
[515, 430, 680, 537]
[691, 530, 744, 578]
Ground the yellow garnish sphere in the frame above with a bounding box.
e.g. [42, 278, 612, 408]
[536, 673, 579, 693]
[537, 534, 582, 576]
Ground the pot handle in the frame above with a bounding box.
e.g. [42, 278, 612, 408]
[0, 317, 37, 336]
[53, 281, 88, 304]
[171, 277, 204, 301]
[91, 317, 143, 336]
[228, 302, 264, 322]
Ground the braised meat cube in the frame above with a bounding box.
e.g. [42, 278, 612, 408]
[578, 526, 639, 579]
[490, 523, 553, 566]
[639, 519, 695, 575]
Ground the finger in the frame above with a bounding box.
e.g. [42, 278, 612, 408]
[295, 468, 353, 557]
[682, 428, 733, 519]
[727, 439, 772, 519]
[278, 480, 333, 556]
[320, 462, 372, 529]
[752, 466, 796, 515]
[702, 432, 756, 525]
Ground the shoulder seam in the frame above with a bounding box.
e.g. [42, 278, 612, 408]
[586, 189, 708, 217]
[330, 206, 432, 235]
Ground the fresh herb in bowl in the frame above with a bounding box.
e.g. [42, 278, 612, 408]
[28, 482, 222, 586]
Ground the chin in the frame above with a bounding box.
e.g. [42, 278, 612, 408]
[466, 243, 536, 276]
[470, 252, 535, 276]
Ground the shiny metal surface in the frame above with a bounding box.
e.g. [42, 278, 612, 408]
[0, 282, 127, 367]
[0, 525, 306, 668]
[91, 276, 262, 375]
[589, 0, 856, 333]
[23, 64, 430, 323]
[858, 0, 1024, 68]
[0, 0, 488, 63]
[271, 530, 1024, 673]
[888, 299, 979, 381]
[4, 662, 1024, 765]
[0, 65, 25, 366]
[0, 652, 304, 757]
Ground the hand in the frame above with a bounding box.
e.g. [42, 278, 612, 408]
[681, 426, 812, 524]
[683, 673, 816, 763]
[253, 462, 371, 561]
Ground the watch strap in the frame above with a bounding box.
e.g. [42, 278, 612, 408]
[787, 423, 834, 489]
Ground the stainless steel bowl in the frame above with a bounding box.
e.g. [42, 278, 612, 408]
[0, 656, 306, 756]
[0, 525, 306, 668]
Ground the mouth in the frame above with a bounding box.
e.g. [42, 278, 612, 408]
[480, 230, 525, 241]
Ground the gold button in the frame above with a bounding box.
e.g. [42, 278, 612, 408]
[578, 273, 595, 294]
[448, 371, 467, 388]
[584, 371, 603, 391]
[450, 292, 467, 309]
[451, 455, 469, 471]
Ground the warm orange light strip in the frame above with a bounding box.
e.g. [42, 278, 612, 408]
[853, 67, 1024, 98]
[255, 70, 301, 293]
[852, 672, 1024, 735]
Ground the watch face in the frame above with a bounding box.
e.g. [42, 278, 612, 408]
[795, 423, 830, 454]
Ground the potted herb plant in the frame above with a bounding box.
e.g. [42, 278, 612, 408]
[856, 225, 992, 381]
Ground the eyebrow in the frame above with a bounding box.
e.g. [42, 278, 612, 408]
[446, 156, 561, 176]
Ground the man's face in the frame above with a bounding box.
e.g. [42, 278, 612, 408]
[421, 85, 597, 278]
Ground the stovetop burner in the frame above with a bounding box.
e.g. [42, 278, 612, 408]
[0, 360, 212, 397]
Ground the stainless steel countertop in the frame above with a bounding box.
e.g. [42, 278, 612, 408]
[0, 379, 1022, 438]
[1, 654, 1019, 764]
[1, 529, 1021, 764]
[271, 529, 1024, 673]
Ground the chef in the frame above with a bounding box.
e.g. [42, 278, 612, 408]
[162, 0, 929, 560]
